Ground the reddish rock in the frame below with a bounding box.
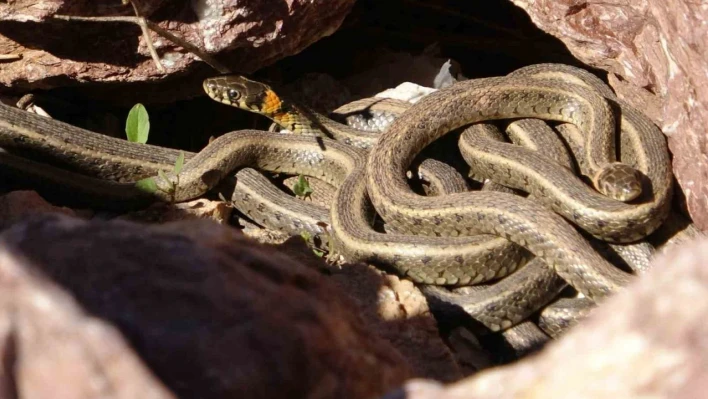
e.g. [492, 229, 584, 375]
[509, 0, 708, 230]
[0, 0, 356, 98]
[0, 213, 411, 399]
[327, 262, 463, 383]
[0, 218, 176, 398]
[392, 236, 708, 398]
[0, 190, 78, 229]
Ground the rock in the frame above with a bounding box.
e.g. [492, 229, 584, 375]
[0, 0, 356, 102]
[342, 47, 466, 100]
[0, 217, 176, 398]
[0, 190, 78, 230]
[509, 0, 708, 231]
[0, 1, 169, 22]
[281, 72, 355, 113]
[391, 236, 708, 398]
[327, 262, 464, 382]
[0, 213, 411, 399]
[118, 198, 234, 225]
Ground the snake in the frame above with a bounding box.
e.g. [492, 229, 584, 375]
[426, 116, 660, 335]
[0, 95, 538, 288]
[0, 106, 562, 333]
[201, 71, 671, 299]
[355, 71, 671, 301]
[0, 96, 535, 288]
[202, 67, 671, 331]
[330, 87, 659, 335]
[0, 64, 673, 331]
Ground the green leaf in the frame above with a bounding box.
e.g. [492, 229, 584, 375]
[173, 151, 185, 174]
[292, 174, 314, 199]
[125, 103, 150, 144]
[135, 177, 158, 193]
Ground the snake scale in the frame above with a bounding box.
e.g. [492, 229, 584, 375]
[0, 64, 673, 336]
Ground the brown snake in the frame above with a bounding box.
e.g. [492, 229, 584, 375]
[0, 101, 530, 287]
[359, 76, 671, 301]
[0, 64, 673, 332]
[203, 65, 671, 329]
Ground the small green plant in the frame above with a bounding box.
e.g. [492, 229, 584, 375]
[292, 174, 314, 200]
[125, 103, 184, 201]
[300, 230, 312, 242]
[135, 155, 183, 201]
[125, 103, 150, 144]
[135, 175, 159, 193]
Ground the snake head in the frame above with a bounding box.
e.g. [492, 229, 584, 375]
[203, 75, 283, 116]
[594, 162, 643, 202]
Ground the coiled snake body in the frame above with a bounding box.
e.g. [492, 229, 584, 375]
[203, 70, 671, 297]
[202, 66, 672, 330]
[0, 64, 673, 333]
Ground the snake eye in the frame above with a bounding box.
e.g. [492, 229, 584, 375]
[227, 89, 240, 101]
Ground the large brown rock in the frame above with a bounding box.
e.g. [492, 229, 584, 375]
[0, 213, 411, 399]
[391, 236, 708, 398]
[0, 0, 355, 95]
[509, 0, 708, 231]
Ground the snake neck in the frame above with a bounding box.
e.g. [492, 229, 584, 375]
[258, 92, 331, 140]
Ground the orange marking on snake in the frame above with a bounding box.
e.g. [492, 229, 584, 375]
[263, 90, 284, 114]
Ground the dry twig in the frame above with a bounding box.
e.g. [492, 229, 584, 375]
[53, 2, 231, 74]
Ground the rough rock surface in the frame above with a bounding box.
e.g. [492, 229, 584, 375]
[0, 190, 77, 229]
[510, 0, 708, 231]
[327, 262, 463, 383]
[0, 250, 177, 398]
[390, 236, 708, 398]
[0, 0, 356, 93]
[0, 213, 412, 399]
[0, 187, 463, 384]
